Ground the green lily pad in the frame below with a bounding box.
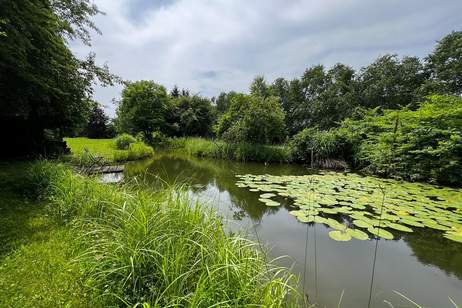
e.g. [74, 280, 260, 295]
[368, 227, 394, 240]
[328, 230, 352, 242]
[347, 228, 369, 240]
[385, 222, 413, 232]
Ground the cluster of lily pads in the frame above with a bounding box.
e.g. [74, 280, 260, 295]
[235, 173, 462, 243]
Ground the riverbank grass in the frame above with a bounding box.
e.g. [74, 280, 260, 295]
[65, 137, 153, 163]
[0, 161, 300, 306]
[170, 137, 291, 162]
[0, 163, 96, 307]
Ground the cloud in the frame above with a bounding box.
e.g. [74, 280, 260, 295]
[72, 0, 462, 116]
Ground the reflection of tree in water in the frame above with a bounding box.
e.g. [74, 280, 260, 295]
[403, 228, 462, 279]
[125, 153, 305, 222]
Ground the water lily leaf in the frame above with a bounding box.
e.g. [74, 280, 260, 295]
[347, 228, 369, 240]
[260, 193, 276, 198]
[353, 219, 371, 229]
[258, 198, 280, 207]
[328, 230, 352, 242]
[297, 215, 315, 223]
[443, 232, 462, 243]
[385, 222, 413, 232]
[367, 227, 394, 240]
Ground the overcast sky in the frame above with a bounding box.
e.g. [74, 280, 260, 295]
[71, 0, 462, 117]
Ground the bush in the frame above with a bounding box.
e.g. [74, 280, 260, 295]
[215, 94, 286, 144]
[341, 95, 462, 185]
[114, 133, 136, 150]
[28, 161, 301, 306]
[289, 128, 349, 169]
[113, 142, 154, 162]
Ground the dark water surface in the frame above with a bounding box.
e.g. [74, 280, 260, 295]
[124, 153, 462, 308]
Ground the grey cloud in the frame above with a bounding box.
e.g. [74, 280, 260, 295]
[74, 0, 462, 117]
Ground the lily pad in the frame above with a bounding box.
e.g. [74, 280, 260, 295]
[328, 230, 352, 242]
[368, 226, 394, 240]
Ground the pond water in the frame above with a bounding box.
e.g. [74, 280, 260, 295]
[125, 153, 462, 308]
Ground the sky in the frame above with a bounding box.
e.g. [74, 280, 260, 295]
[71, 0, 462, 117]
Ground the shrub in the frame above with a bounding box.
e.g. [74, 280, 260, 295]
[341, 95, 462, 185]
[113, 142, 154, 162]
[289, 128, 349, 168]
[114, 133, 136, 150]
[215, 94, 286, 144]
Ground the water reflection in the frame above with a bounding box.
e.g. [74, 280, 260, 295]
[125, 153, 462, 308]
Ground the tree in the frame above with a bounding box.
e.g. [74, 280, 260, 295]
[170, 95, 214, 136]
[215, 91, 238, 115]
[0, 0, 116, 157]
[250, 76, 270, 98]
[314, 63, 358, 129]
[115, 81, 170, 140]
[215, 94, 285, 144]
[82, 102, 110, 138]
[425, 31, 462, 96]
[170, 85, 180, 98]
[358, 55, 426, 109]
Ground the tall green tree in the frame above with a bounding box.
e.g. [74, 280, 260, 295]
[250, 76, 270, 98]
[0, 0, 115, 156]
[215, 94, 285, 144]
[170, 95, 214, 136]
[425, 31, 462, 96]
[116, 81, 170, 140]
[82, 101, 110, 138]
[358, 55, 426, 109]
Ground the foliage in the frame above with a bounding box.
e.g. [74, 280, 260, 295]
[168, 95, 214, 137]
[170, 137, 291, 163]
[0, 0, 116, 157]
[215, 94, 286, 144]
[115, 80, 170, 140]
[250, 75, 270, 98]
[342, 95, 462, 185]
[214, 91, 238, 115]
[114, 133, 136, 150]
[358, 55, 426, 109]
[425, 31, 462, 96]
[113, 142, 154, 162]
[289, 127, 349, 169]
[82, 101, 111, 138]
[26, 161, 301, 306]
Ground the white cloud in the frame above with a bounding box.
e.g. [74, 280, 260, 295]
[71, 0, 462, 116]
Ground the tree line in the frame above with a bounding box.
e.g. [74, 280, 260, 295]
[104, 31, 461, 145]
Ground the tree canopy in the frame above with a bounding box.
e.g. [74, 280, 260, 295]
[0, 0, 116, 157]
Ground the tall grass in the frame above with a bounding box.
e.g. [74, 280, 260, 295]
[169, 137, 291, 163]
[29, 161, 301, 306]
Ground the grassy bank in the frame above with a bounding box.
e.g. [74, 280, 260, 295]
[0, 161, 300, 306]
[65, 137, 154, 163]
[169, 137, 292, 163]
[0, 162, 97, 307]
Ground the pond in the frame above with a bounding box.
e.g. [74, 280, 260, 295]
[124, 153, 462, 308]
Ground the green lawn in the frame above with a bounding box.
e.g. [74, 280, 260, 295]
[65, 137, 153, 163]
[0, 163, 98, 307]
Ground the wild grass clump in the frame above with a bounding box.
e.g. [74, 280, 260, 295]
[113, 142, 154, 162]
[114, 133, 137, 150]
[170, 137, 291, 163]
[30, 161, 301, 307]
